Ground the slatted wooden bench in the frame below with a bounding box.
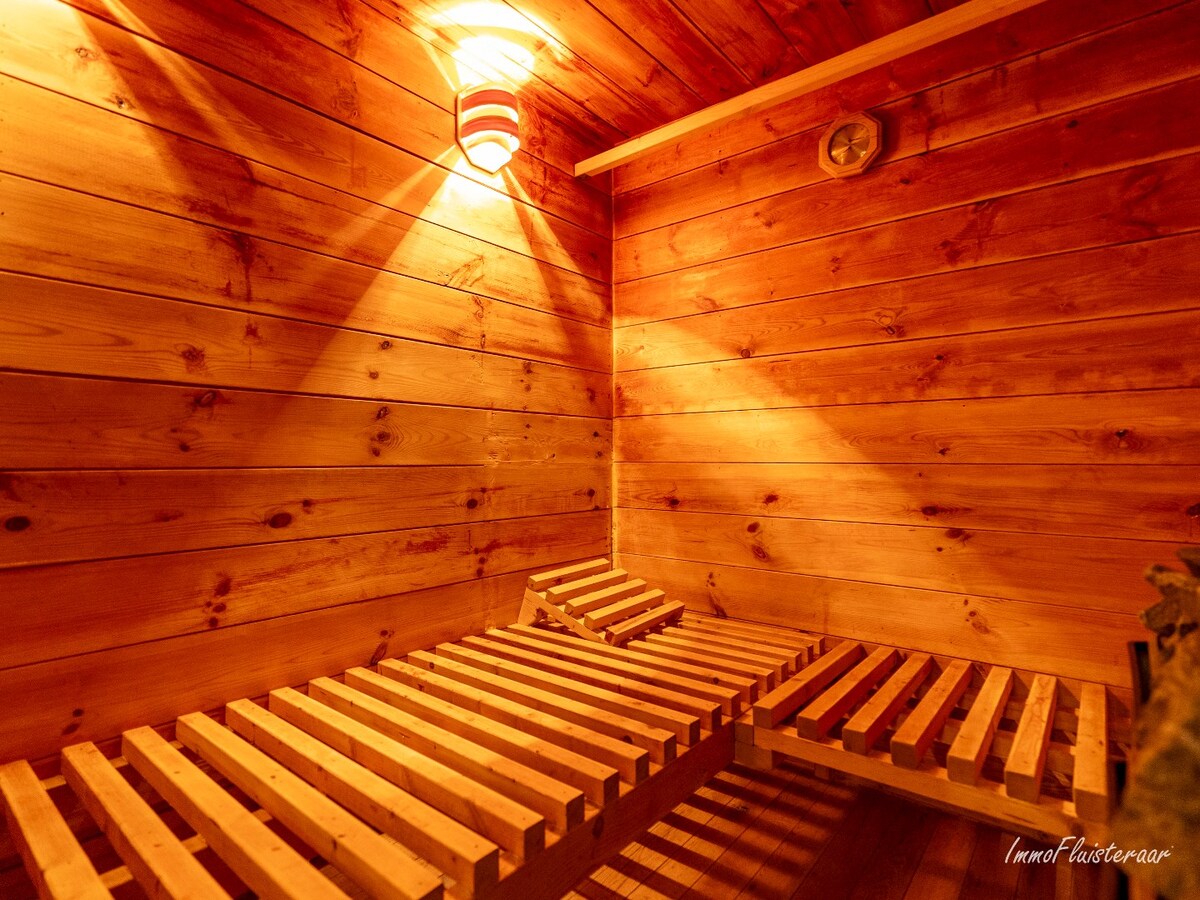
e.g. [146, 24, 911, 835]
[0, 615, 821, 900]
[733, 630, 1125, 843]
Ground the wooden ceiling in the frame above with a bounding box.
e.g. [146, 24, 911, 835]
[378, 0, 971, 149]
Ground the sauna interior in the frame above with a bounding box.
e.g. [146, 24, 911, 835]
[2, 0, 1198, 896]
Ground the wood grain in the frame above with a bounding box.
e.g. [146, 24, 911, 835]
[616, 152, 1200, 325]
[617, 310, 1200, 416]
[0, 275, 609, 418]
[616, 235, 1200, 371]
[0, 511, 609, 669]
[616, 8, 1200, 239]
[0, 372, 609, 469]
[613, 0, 1180, 191]
[618, 555, 1138, 686]
[615, 388, 1200, 466]
[616, 462, 1200, 542]
[0, 465, 606, 568]
[0, 566, 563, 763]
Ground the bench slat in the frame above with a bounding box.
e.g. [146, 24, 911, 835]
[528, 559, 611, 592]
[842, 653, 933, 754]
[224, 699, 498, 897]
[628, 638, 776, 692]
[753, 642, 864, 729]
[484, 629, 740, 717]
[379, 657, 649, 785]
[176, 712, 442, 900]
[268, 687, 544, 862]
[61, 742, 228, 900]
[0, 759, 111, 900]
[797, 647, 897, 740]
[505, 624, 755, 706]
[343, 667, 618, 806]
[565, 579, 648, 615]
[642, 633, 784, 684]
[606, 601, 686, 645]
[308, 679, 583, 833]
[123, 725, 350, 900]
[413, 646, 676, 765]
[456, 636, 704, 742]
[584, 590, 666, 630]
[1073, 683, 1111, 822]
[1004, 674, 1058, 802]
[545, 569, 629, 604]
[663, 626, 802, 674]
[892, 660, 973, 769]
[947, 667, 1014, 785]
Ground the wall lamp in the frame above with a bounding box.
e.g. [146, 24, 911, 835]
[456, 83, 520, 174]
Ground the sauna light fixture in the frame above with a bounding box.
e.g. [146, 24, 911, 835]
[456, 83, 520, 174]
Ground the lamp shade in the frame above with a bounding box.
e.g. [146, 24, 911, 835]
[456, 83, 520, 174]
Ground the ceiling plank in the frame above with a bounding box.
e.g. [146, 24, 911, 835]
[843, 0, 934, 41]
[584, 0, 753, 105]
[758, 0, 868, 64]
[575, 0, 1054, 177]
[668, 0, 805, 85]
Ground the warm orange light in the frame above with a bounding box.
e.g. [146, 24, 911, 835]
[456, 83, 520, 174]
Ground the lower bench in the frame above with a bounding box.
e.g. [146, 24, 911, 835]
[733, 628, 1125, 844]
[0, 616, 819, 900]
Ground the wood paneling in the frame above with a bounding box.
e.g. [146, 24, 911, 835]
[611, 0, 1200, 687]
[0, 0, 610, 763]
[612, 0, 1183, 191]
[617, 555, 1136, 686]
[615, 508, 1171, 613]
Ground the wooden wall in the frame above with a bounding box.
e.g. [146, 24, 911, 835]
[612, 0, 1200, 688]
[0, 0, 611, 763]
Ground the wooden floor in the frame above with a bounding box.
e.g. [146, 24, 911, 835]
[563, 762, 1108, 900]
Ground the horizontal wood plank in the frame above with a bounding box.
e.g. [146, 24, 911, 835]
[0, 511, 608, 670]
[614, 507, 1175, 613]
[614, 388, 1200, 465]
[615, 3, 1200, 235]
[616, 74, 1200, 279]
[0, 567, 567, 762]
[616, 235, 1200, 371]
[616, 153, 1200, 324]
[619, 555, 1138, 686]
[616, 310, 1200, 416]
[0, 465, 607, 568]
[0, 373, 609, 470]
[0, 274, 609, 418]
